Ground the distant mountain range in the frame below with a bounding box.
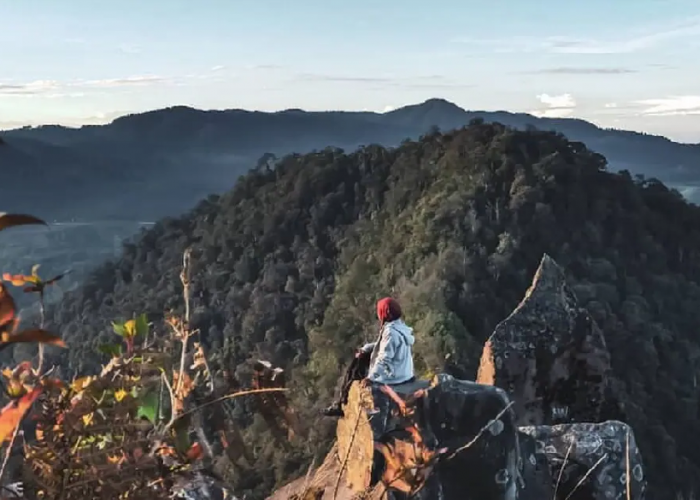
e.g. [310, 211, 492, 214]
[2, 98, 699, 222]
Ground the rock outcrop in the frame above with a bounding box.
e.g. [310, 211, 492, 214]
[277, 374, 520, 500]
[520, 421, 646, 500]
[477, 254, 611, 426]
[271, 254, 646, 500]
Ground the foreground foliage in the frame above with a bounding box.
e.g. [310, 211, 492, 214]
[42, 122, 700, 499]
[0, 215, 292, 499]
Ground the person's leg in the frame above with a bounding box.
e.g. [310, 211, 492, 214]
[323, 351, 371, 417]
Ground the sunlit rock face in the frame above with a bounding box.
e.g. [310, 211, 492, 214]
[477, 254, 611, 427]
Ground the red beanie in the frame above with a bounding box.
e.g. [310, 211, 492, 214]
[376, 297, 402, 324]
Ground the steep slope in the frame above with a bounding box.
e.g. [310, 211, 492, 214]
[0, 135, 150, 221]
[43, 122, 700, 499]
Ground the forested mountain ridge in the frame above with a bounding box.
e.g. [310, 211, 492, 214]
[2, 98, 699, 223]
[43, 121, 700, 499]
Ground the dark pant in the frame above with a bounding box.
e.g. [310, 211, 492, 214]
[336, 350, 372, 406]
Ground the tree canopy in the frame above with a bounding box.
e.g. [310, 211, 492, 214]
[43, 121, 700, 499]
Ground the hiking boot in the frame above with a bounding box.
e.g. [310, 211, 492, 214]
[322, 403, 344, 418]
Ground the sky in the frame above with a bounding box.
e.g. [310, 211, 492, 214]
[1, 0, 699, 143]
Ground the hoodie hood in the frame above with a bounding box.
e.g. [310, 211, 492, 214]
[387, 319, 415, 346]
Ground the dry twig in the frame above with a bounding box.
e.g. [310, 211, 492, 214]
[563, 453, 608, 500]
[446, 401, 514, 461]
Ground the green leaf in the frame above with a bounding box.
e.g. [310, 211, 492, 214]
[134, 313, 149, 337]
[136, 391, 159, 424]
[112, 321, 126, 337]
[98, 343, 122, 357]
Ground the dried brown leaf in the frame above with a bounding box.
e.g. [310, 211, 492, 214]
[0, 329, 66, 350]
[0, 213, 46, 232]
[0, 386, 42, 442]
[0, 284, 16, 330]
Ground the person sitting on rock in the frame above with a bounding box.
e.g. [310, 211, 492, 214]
[322, 297, 416, 417]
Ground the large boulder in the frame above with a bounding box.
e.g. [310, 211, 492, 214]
[477, 254, 612, 426]
[270, 254, 648, 500]
[269, 377, 646, 500]
[519, 421, 647, 500]
[276, 374, 521, 500]
[417, 375, 520, 500]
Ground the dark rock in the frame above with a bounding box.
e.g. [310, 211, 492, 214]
[171, 472, 239, 499]
[271, 255, 648, 500]
[274, 375, 523, 499]
[517, 430, 555, 500]
[334, 374, 521, 500]
[420, 375, 520, 500]
[519, 420, 646, 500]
[477, 254, 612, 426]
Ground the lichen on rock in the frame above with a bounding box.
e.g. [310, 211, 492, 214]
[519, 420, 646, 500]
[477, 253, 611, 426]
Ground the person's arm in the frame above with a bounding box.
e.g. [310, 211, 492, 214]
[366, 327, 397, 382]
[359, 342, 376, 353]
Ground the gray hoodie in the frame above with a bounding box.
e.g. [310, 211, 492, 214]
[360, 319, 415, 385]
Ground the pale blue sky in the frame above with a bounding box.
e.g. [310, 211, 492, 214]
[1, 0, 699, 142]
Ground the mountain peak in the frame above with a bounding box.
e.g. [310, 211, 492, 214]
[418, 97, 464, 110]
[383, 97, 468, 131]
[392, 98, 466, 115]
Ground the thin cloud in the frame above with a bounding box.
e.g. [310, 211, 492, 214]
[118, 43, 142, 54]
[0, 80, 60, 96]
[250, 64, 285, 70]
[550, 18, 700, 54]
[531, 93, 577, 118]
[453, 17, 700, 54]
[80, 111, 128, 125]
[295, 73, 396, 83]
[293, 72, 474, 89]
[0, 75, 168, 98]
[635, 95, 700, 116]
[46, 92, 86, 99]
[80, 75, 166, 87]
[525, 67, 637, 75]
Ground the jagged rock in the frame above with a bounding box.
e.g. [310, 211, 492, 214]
[477, 254, 612, 426]
[273, 373, 522, 499]
[336, 378, 441, 499]
[519, 420, 646, 500]
[271, 255, 650, 499]
[333, 374, 520, 499]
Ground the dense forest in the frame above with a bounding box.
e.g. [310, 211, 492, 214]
[38, 120, 700, 499]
